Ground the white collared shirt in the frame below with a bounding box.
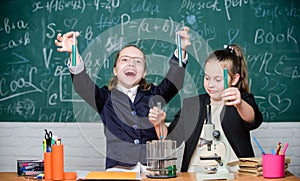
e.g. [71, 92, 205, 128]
[117, 84, 139, 103]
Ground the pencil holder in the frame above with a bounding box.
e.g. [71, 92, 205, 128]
[51, 145, 64, 180]
[44, 152, 52, 180]
[262, 154, 285, 178]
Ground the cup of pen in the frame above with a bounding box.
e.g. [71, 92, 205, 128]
[262, 154, 285, 178]
[44, 151, 52, 180]
[44, 145, 64, 180]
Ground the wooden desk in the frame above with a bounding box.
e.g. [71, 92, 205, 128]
[142, 172, 300, 181]
[1, 172, 299, 181]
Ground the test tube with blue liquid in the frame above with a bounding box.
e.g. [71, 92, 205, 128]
[177, 34, 183, 67]
[224, 68, 228, 89]
[224, 68, 228, 103]
[72, 33, 76, 66]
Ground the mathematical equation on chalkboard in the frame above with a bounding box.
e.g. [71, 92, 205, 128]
[0, 0, 299, 122]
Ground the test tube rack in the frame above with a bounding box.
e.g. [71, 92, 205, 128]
[146, 140, 177, 179]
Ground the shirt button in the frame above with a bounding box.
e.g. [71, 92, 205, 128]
[131, 111, 137, 116]
[133, 139, 140, 144]
[132, 125, 138, 130]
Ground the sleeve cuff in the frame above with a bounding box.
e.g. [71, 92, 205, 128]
[68, 56, 84, 74]
[174, 49, 188, 64]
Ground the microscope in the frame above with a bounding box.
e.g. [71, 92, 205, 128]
[196, 105, 234, 180]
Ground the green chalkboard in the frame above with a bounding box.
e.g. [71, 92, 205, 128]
[0, 0, 299, 122]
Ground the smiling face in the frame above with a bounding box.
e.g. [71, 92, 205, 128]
[113, 46, 146, 89]
[204, 59, 231, 103]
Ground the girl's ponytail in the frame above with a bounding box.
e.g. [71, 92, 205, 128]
[231, 45, 249, 93]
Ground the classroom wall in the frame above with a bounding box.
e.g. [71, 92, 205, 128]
[0, 122, 299, 177]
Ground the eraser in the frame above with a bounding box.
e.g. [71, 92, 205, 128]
[64, 172, 77, 180]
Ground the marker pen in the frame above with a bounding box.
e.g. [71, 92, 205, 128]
[276, 142, 282, 155]
[253, 137, 265, 155]
[281, 143, 289, 155]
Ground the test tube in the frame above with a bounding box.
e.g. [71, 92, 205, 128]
[171, 140, 177, 175]
[224, 68, 228, 89]
[165, 140, 172, 168]
[157, 102, 164, 140]
[146, 141, 151, 169]
[177, 34, 183, 67]
[72, 33, 76, 66]
[153, 140, 159, 173]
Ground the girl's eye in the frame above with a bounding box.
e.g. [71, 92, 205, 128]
[121, 57, 129, 62]
[135, 59, 143, 64]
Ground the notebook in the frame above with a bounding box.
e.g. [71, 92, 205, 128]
[77, 171, 141, 180]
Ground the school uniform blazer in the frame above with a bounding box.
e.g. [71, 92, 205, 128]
[71, 54, 186, 169]
[167, 93, 263, 172]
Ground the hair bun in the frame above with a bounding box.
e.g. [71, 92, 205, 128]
[224, 44, 236, 55]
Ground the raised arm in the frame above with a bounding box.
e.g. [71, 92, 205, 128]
[55, 31, 81, 65]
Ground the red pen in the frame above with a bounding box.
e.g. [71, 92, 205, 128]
[281, 143, 289, 155]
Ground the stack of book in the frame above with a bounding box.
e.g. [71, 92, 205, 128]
[238, 157, 290, 176]
[238, 157, 262, 176]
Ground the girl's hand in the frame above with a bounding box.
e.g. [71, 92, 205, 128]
[148, 107, 166, 126]
[221, 87, 242, 107]
[222, 87, 256, 123]
[149, 107, 167, 139]
[55, 31, 79, 53]
[176, 26, 191, 51]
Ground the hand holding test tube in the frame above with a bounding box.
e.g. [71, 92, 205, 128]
[55, 31, 79, 65]
[175, 27, 191, 67]
[148, 103, 167, 140]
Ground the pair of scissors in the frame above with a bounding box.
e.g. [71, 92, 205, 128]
[44, 129, 53, 151]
